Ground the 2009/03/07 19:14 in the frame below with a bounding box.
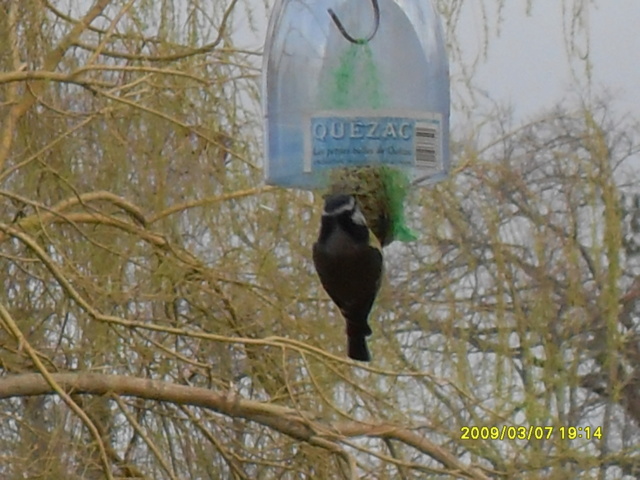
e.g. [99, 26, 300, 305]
[460, 425, 603, 441]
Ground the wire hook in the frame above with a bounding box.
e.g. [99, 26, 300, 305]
[328, 0, 380, 45]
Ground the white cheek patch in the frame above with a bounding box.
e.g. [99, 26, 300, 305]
[351, 208, 367, 226]
[323, 196, 356, 216]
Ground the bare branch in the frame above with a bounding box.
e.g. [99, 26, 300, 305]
[0, 372, 490, 480]
[0, 306, 114, 479]
[0, 0, 112, 171]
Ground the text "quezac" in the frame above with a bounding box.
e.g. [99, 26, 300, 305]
[313, 119, 412, 142]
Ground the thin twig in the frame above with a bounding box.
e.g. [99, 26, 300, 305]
[0, 305, 115, 480]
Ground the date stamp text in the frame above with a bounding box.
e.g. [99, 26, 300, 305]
[460, 426, 602, 441]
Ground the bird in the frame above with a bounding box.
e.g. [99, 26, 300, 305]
[312, 194, 384, 361]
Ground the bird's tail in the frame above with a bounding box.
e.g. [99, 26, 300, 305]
[348, 335, 371, 362]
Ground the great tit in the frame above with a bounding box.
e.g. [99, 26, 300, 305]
[312, 194, 384, 361]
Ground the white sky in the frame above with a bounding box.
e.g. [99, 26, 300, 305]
[244, 0, 640, 125]
[455, 0, 640, 121]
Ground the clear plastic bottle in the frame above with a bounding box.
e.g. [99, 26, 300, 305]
[263, 0, 450, 189]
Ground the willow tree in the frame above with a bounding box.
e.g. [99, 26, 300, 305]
[0, 1, 638, 479]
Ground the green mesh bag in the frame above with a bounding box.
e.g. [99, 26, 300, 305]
[327, 165, 417, 246]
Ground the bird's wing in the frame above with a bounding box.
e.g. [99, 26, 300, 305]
[312, 242, 382, 320]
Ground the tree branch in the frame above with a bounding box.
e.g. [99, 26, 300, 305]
[0, 308, 114, 479]
[0, 372, 490, 480]
[0, 0, 112, 171]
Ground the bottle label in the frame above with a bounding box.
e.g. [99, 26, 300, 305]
[306, 111, 442, 173]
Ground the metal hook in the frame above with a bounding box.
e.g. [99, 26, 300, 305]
[328, 0, 380, 45]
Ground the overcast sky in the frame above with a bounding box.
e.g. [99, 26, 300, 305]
[246, 0, 640, 126]
[458, 0, 640, 121]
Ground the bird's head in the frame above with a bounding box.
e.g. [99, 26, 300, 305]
[319, 194, 369, 244]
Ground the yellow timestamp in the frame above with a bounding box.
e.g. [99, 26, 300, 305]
[460, 425, 603, 441]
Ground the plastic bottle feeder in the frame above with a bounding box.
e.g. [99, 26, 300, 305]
[263, 0, 450, 245]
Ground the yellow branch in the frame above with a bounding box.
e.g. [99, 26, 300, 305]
[0, 0, 113, 172]
[0, 372, 489, 480]
[0, 305, 114, 480]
